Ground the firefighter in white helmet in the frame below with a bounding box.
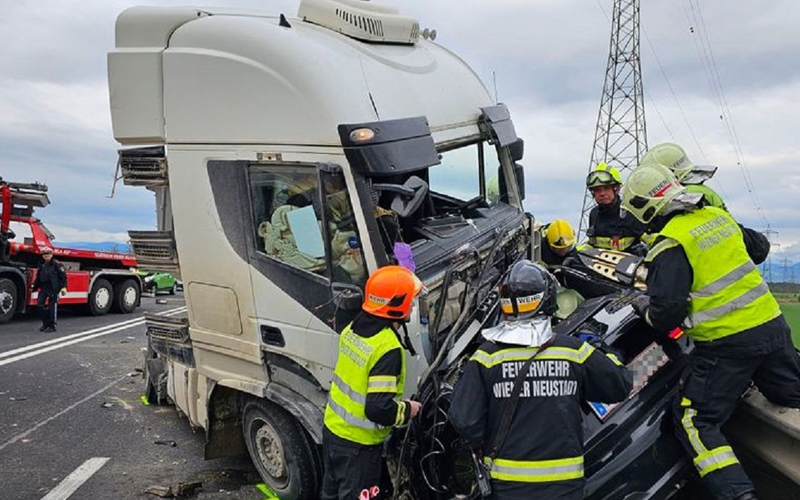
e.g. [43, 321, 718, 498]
[639, 142, 727, 211]
[621, 162, 800, 500]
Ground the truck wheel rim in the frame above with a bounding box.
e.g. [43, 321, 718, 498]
[254, 419, 288, 485]
[123, 287, 137, 306]
[0, 292, 12, 314]
[96, 288, 111, 308]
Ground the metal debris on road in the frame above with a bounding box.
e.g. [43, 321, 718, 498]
[9, 396, 28, 401]
[154, 439, 177, 447]
[156, 299, 168, 304]
[100, 402, 114, 408]
[144, 481, 202, 498]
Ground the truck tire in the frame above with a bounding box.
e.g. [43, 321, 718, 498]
[112, 279, 139, 314]
[169, 283, 176, 295]
[243, 399, 320, 500]
[0, 278, 17, 324]
[88, 278, 113, 316]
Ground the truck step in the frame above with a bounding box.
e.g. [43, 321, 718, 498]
[128, 230, 180, 274]
[145, 312, 189, 343]
[118, 146, 168, 187]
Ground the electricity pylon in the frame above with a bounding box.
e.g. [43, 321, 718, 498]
[579, 0, 648, 235]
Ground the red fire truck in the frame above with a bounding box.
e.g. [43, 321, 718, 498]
[0, 177, 141, 323]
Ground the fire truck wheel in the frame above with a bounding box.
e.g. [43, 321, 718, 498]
[88, 278, 113, 316]
[113, 279, 139, 314]
[243, 399, 320, 500]
[0, 278, 17, 324]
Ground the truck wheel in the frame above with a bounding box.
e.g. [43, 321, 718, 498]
[0, 278, 17, 324]
[112, 279, 139, 314]
[169, 284, 176, 295]
[243, 400, 320, 500]
[88, 278, 113, 316]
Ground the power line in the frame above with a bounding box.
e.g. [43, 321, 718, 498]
[683, 0, 769, 226]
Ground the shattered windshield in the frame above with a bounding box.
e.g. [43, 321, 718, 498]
[428, 142, 502, 204]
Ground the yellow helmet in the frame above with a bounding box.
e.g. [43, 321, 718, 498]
[586, 163, 623, 189]
[640, 143, 694, 181]
[546, 219, 576, 250]
[621, 163, 686, 224]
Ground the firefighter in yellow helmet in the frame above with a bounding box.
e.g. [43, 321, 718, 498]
[321, 265, 424, 500]
[449, 261, 631, 500]
[585, 163, 647, 255]
[539, 219, 578, 266]
[621, 163, 800, 500]
[640, 142, 727, 211]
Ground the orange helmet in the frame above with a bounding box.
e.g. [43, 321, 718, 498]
[362, 265, 424, 320]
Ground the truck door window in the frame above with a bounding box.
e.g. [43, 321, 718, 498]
[429, 142, 504, 204]
[249, 166, 329, 277]
[321, 172, 367, 287]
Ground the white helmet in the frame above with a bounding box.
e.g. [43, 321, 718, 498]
[640, 143, 694, 181]
[621, 163, 686, 224]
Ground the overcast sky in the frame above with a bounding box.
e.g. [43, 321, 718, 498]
[1, 0, 798, 264]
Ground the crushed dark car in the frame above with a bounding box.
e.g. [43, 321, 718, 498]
[393, 254, 693, 500]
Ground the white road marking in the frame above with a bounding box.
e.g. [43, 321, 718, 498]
[40, 457, 110, 500]
[0, 306, 187, 367]
[0, 376, 128, 452]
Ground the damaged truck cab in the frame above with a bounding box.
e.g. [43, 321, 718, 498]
[109, 1, 532, 498]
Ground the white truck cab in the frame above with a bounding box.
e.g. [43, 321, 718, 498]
[109, 1, 533, 497]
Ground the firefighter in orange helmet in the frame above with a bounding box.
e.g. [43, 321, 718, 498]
[321, 265, 424, 500]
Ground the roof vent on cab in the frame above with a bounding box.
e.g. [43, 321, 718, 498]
[298, 0, 419, 44]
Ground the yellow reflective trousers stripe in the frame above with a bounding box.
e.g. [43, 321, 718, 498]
[680, 397, 740, 477]
[485, 456, 584, 483]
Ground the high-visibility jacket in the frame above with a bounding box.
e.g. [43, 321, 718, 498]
[586, 199, 646, 252]
[646, 206, 781, 342]
[324, 323, 406, 445]
[449, 334, 632, 500]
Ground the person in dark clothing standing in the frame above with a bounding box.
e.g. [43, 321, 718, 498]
[321, 265, 424, 500]
[622, 163, 800, 500]
[31, 246, 67, 332]
[449, 261, 632, 500]
[584, 163, 647, 254]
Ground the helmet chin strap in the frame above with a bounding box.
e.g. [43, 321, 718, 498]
[398, 322, 417, 356]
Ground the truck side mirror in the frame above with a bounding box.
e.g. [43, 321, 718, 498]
[509, 138, 524, 162]
[514, 163, 526, 201]
[332, 282, 364, 311]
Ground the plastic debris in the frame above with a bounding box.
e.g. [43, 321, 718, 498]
[100, 402, 114, 408]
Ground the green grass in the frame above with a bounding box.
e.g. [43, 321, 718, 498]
[780, 302, 800, 348]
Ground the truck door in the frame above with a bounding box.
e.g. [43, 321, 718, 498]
[245, 163, 368, 381]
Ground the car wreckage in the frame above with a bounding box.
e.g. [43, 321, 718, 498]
[389, 248, 694, 500]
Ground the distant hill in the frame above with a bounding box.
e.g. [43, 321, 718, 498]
[55, 241, 133, 254]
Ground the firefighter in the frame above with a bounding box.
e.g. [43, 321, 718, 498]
[621, 163, 800, 500]
[31, 246, 67, 333]
[449, 260, 632, 500]
[321, 265, 424, 500]
[539, 219, 578, 267]
[640, 142, 727, 211]
[584, 163, 647, 254]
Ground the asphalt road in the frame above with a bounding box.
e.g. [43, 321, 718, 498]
[0, 294, 266, 500]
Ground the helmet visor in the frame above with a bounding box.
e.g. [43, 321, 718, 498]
[587, 170, 618, 188]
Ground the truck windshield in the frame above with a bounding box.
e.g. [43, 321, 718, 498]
[428, 142, 502, 205]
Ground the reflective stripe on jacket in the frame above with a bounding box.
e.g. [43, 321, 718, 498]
[648, 206, 781, 341]
[324, 323, 406, 445]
